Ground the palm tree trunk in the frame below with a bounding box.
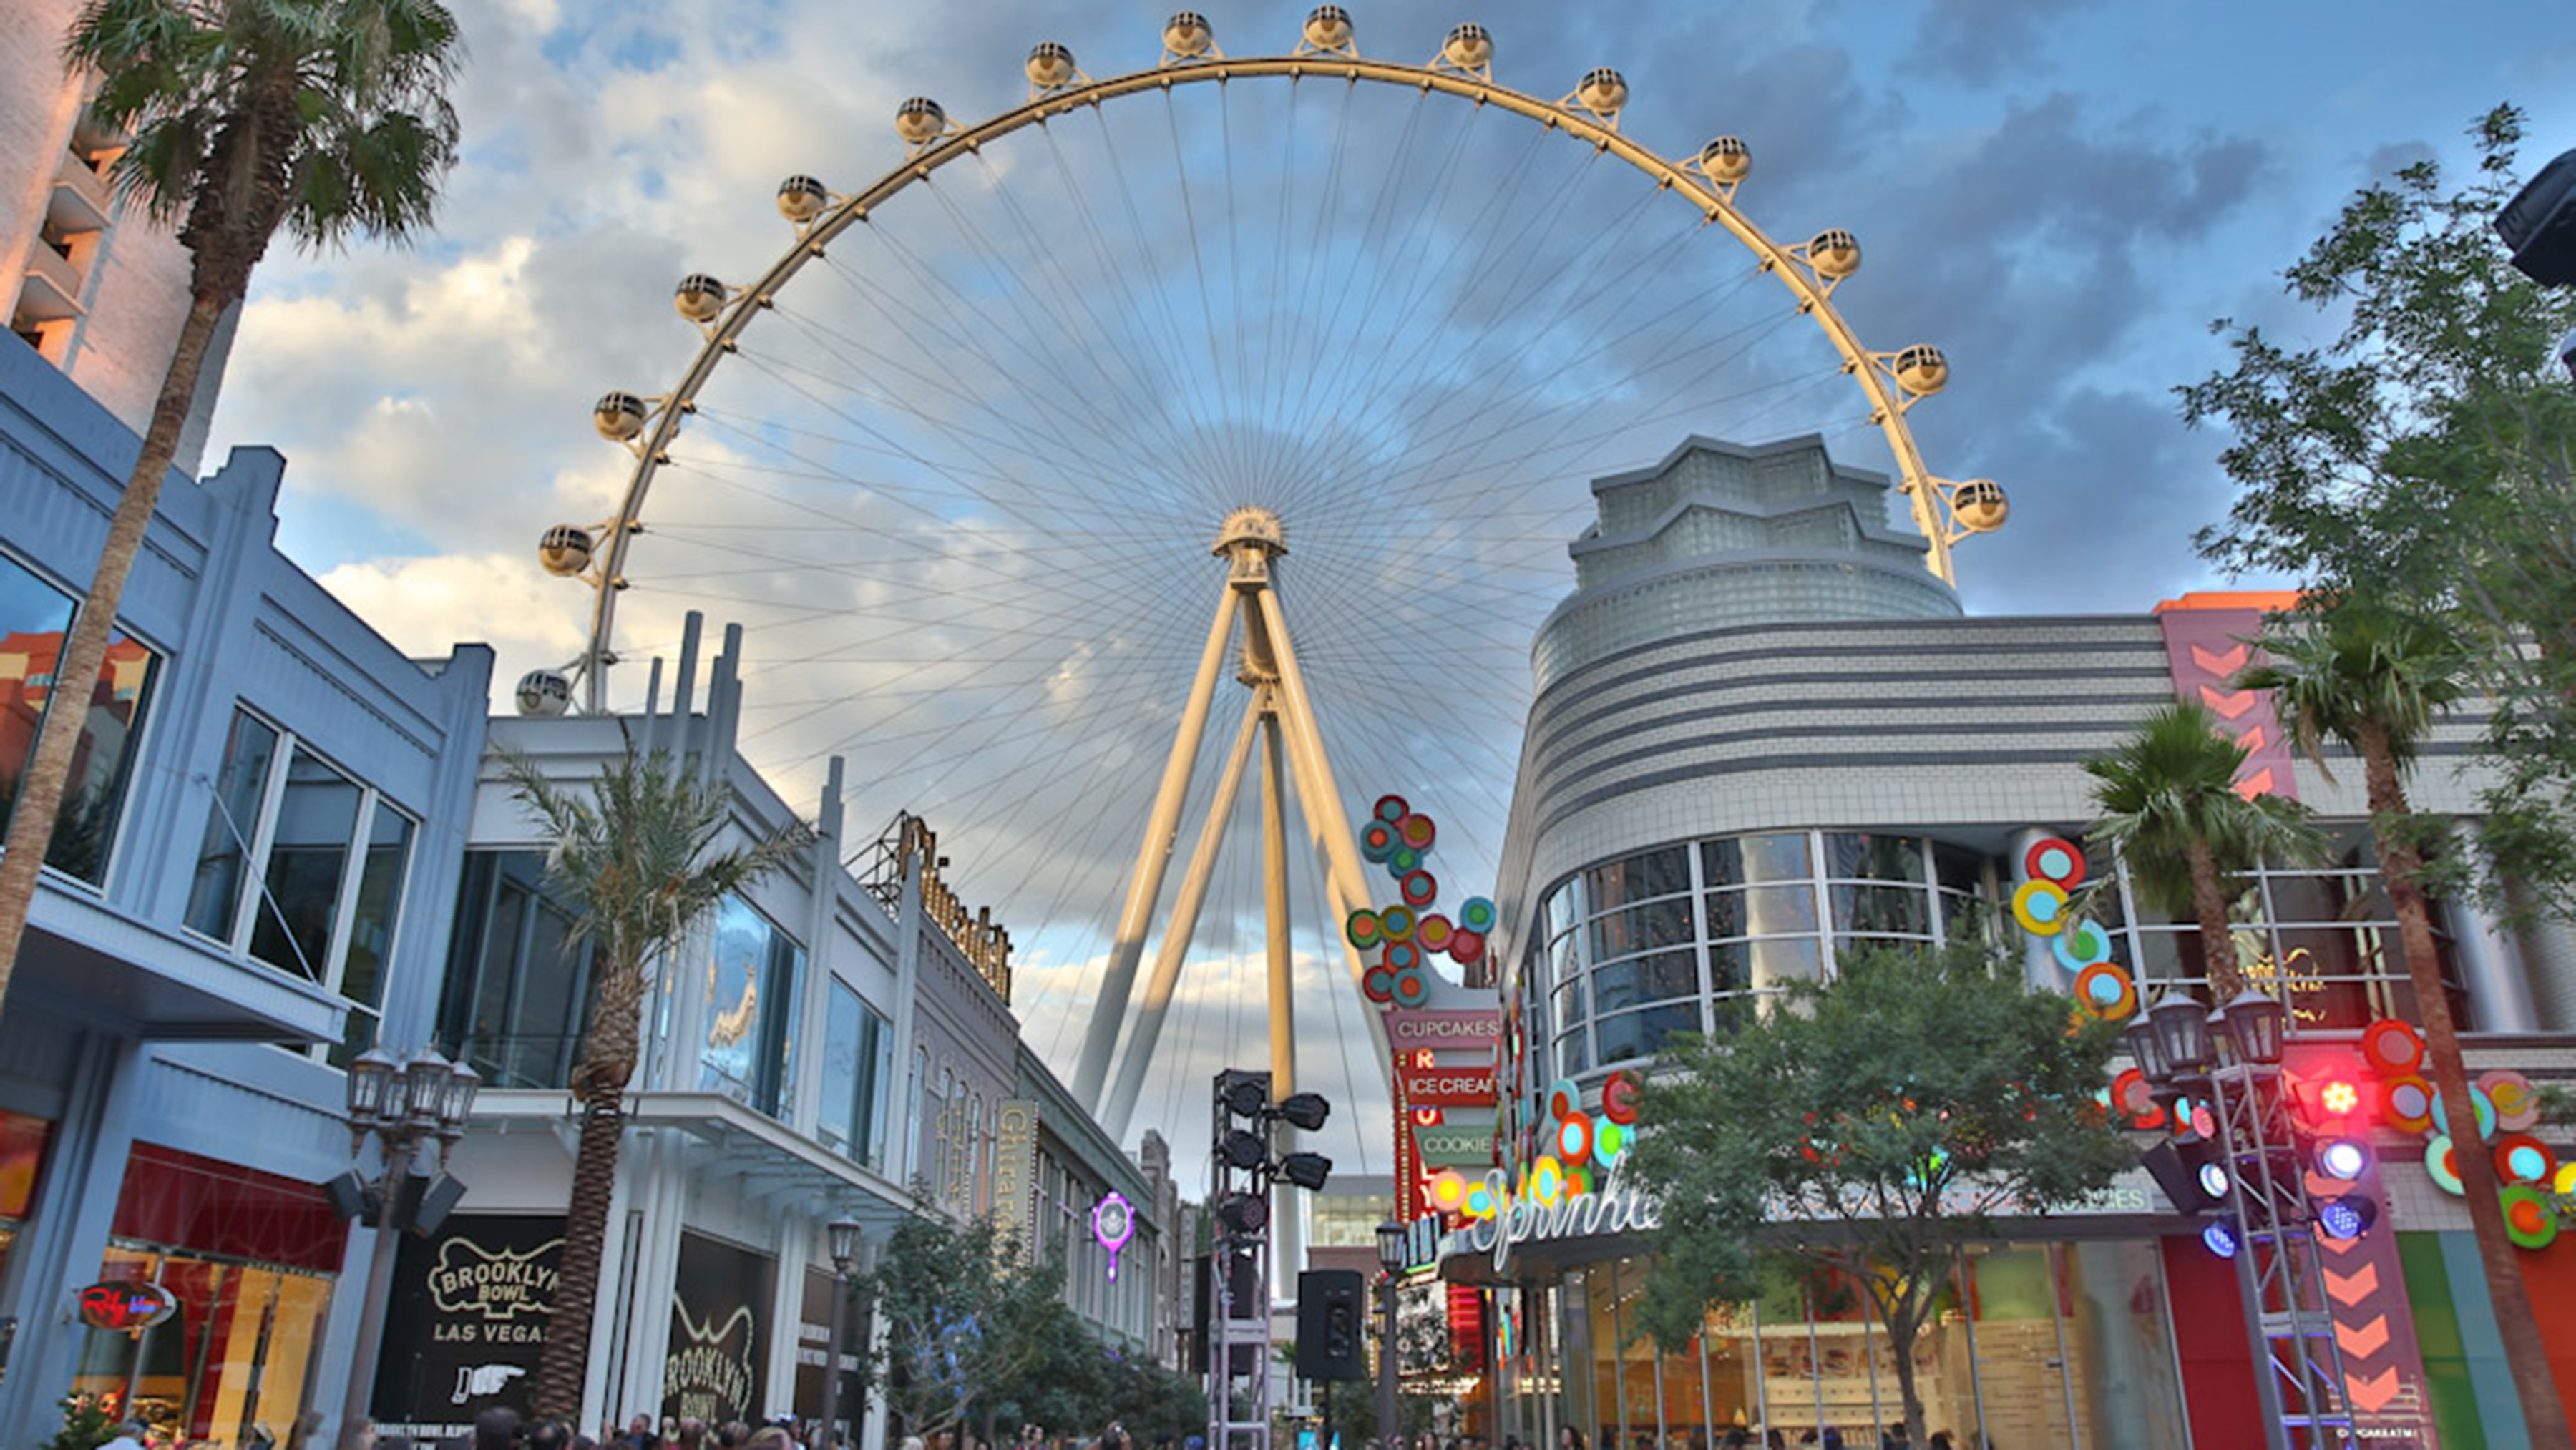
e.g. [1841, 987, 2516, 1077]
[2183, 837, 2247, 999]
[2358, 720, 2573, 1449]
[534, 1072, 630, 1422]
[0, 287, 230, 1001]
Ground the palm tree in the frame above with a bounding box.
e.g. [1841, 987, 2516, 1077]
[0, 0, 463, 1003]
[2083, 700, 2321, 999]
[2241, 602, 2573, 1448]
[504, 743, 805, 1421]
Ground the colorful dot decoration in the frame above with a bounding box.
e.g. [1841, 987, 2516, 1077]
[2503, 1185, 2559, 1250]
[2073, 962, 2138, 1020]
[1418, 913, 1455, 951]
[1460, 897, 1497, 933]
[2348, 1015, 2565, 1252]
[2482, 1069, 2542, 1132]
[1602, 1069, 1642, 1125]
[2362, 1019, 2425, 1074]
[2495, 1133, 2555, 1187]
[2426, 1135, 2464, 1195]
[2011, 880, 2069, 935]
[2024, 836, 2086, 890]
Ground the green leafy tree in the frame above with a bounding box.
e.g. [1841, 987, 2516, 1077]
[504, 743, 806, 1419]
[2177, 103, 2576, 911]
[44, 1395, 117, 1450]
[2082, 700, 2323, 998]
[2240, 600, 2572, 1446]
[0, 0, 464, 1009]
[1624, 944, 2132, 1447]
[861, 1206, 1073, 1446]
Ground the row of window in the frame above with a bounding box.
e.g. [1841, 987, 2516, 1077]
[1528, 829, 2469, 1078]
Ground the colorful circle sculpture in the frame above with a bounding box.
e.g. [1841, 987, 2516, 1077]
[2482, 1069, 2541, 1132]
[2362, 1019, 2425, 1074]
[1375, 795, 1410, 824]
[1530, 1156, 1566, 1207]
[2556, 1161, 2576, 1198]
[1363, 965, 1395, 1003]
[1362, 820, 1397, 862]
[1463, 1183, 1496, 1219]
[2051, 920, 2114, 972]
[2072, 962, 2138, 1019]
[1594, 1120, 1629, 1168]
[2011, 880, 2069, 935]
[1380, 906, 1416, 941]
[1603, 1069, 1643, 1125]
[1401, 870, 1438, 907]
[1430, 1170, 1467, 1212]
[1556, 1112, 1594, 1165]
[2110, 1067, 2158, 1125]
[2429, 1085, 2497, 1142]
[2425, 1135, 2465, 1196]
[1346, 908, 1382, 949]
[1450, 929, 1487, 964]
[2494, 1134, 2555, 1187]
[1548, 1077, 1581, 1121]
[1564, 1165, 1594, 1197]
[2382, 1075, 2435, 1134]
[2502, 1185, 2559, 1250]
[1392, 967, 1431, 1008]
[1400, 813, 1437, 851]
[2024, 836, 2086, 888]
[1386, 940, 1421, 971]
[1390, 845, 1423, 875]
[1460, 896, 1498, 932]
[1417, 913, 1455, 951]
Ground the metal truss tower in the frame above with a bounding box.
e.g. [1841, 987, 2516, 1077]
[2209, 1062, 2357, 1450]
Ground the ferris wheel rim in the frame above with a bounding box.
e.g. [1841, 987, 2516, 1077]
[570, 44, 1976, 714]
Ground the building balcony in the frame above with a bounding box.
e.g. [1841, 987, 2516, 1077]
[16, 240, 87, 323]
[49, 150, 114, 236]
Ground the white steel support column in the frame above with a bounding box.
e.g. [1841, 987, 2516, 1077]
[1254, 584, 1392, 1069]
[1259, 707, 1307, 1280]
[1075, 584, 1244, 1108]
[1103, 690, 1267, 1139]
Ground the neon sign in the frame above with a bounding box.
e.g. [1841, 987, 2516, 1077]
[1091, 1191, 1135, 1281]
[77, 1280, 177, 1332]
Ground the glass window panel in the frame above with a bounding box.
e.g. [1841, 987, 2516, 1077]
[1932, 841, 1989, 896]
[1589, 897, 1694, 961]
[1829, 882, 1931, 936]
[1551, 930, 1584, 984]
[247, 750, 362, 979]
[1545, 880, 1581, 939]
[702, 896, 769, 1105]
[2267, 871, 2392, 924]
[1557, 1029, 1590, 1077]
[1593, 1003, 1700, 1064]
[1705, 884, 1817, 939]
[1556, 976, 1586, 1026]
[337, 806, 413, 1012]
[756, 931, 804, 1117]
[1748, 937, 1821, 993]
[821, 982, 862, 1150]
[1820, 831, 1926, 883]
[1591, 949, 1699, 1014]
[859, 1002, 891, 1167]
[185, 711, 280, 941]
[1939, 887, 1996, 945]
[1586, 846, 1691, 910]
[1701, 831, 1810, 889]
[0, 554, 161, 886]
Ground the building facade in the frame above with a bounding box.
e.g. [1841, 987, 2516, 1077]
[0, 333, 492, 1449]
[1438, 435, 2576, 1450]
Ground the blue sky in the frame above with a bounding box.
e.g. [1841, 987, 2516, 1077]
[201, 1, 2576, 1173]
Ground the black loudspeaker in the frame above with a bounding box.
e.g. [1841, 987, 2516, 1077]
[1188, 1255, 1210, 1374]
[1294, 1270, 1367, 1381]
[322, 1169, 371, 1223]
[410, 1172, 469, 1236]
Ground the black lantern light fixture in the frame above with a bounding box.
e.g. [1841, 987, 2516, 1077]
[346, 1047, 398, 1125]
[828, 1215, 862, 1275]
[2122, 1017, 2172, 1087]
[2221, 989, 2288, 1069]
[1375, 1220, 1407, 1275]
[2148, 989, 2215, 1077]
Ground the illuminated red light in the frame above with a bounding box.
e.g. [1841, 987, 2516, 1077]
[2321, 1080, 2360, 1115]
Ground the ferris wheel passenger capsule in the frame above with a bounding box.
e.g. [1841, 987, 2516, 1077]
[538, 524, 595, 577]
[1951, 479, 2009, 533]
[1699, 135, 1752, 185]
[1027, 42, 1078, 89]
[776, 175, 829, 223]
[1574, 68, 1628, 117]
[1303, 6, 1352, 51]
[1891, 344, 1949, 396]
[515, 667, 573, 717]
[1443, 24, 1493, 69]
[895, 97, 948, 147]
[673, 274, 726, 323]
[1163, 11, 1214, 57]
[592, 391, 648, 442]
[1806, 227, 1862, 280]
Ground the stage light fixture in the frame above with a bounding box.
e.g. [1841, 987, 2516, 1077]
[1276, 1092, 1331, 1131]
[1222, 1129, 1268, 1170]
[2202, 1222, 2240, 1259]
[1279, 1151, 1334, 1191]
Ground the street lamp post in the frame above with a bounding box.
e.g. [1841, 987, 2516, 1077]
[822, 1217, 863, 1450]
[335, 1047, 479, 1448]
[1372, 1221, 1404, 1450]
[2136, 989, 2351, 1450]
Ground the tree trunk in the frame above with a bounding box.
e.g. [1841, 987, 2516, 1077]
[532, 1072, 630, 1422]
[2183, 836, 2247, 999]
[0, 288, 230, 1001]
[2358, 720, 2573, 1449]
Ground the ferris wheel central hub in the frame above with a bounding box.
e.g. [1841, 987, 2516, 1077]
[1214, 506, 1287, 559]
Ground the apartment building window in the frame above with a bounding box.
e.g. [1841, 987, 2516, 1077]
[0, 549, 160, 886]
[182, 707, 414, 1063]
[437, 850, 598, 1090]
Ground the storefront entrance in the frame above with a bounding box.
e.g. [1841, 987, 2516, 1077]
[67, 1143, 346, 1450]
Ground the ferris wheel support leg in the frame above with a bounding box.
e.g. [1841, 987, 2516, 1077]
[1259, 702, 1307, 1281]
[1101, 690, 1264, 1141]
[1251, 587, 1393, 1074]
[1074, 584, 1244, 1111]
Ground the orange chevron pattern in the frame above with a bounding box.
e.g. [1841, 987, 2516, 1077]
[2338, 1316, 2391, 1359]
[2192, 642, 2251, 675]
[2324, 1262, 2380, 1306]
[2201, 684, 2259, 720]
[2230, 768, 2275, 800]
[2347, 1366, 2402, 1413]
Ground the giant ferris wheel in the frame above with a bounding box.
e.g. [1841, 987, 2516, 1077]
[521, 9, 2009, 1168]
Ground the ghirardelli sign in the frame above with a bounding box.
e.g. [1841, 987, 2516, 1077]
[430, 1237, 560, 1321]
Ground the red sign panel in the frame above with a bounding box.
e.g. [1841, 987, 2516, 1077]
[1399, 1063, 1497, 1107]
[78, 1280, 177, 1331]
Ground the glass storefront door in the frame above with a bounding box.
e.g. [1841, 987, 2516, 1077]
[71, 1245, 333, 1448]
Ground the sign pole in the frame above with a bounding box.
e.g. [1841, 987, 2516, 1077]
[338, 1207, 404, 1449]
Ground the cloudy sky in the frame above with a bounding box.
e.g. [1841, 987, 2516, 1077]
[203, 0, 2576, 1180]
